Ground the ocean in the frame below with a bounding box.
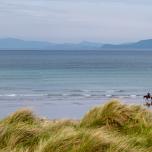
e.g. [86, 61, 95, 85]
[0, 50, 152, 119]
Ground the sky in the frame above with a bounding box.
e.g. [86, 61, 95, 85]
[0, 0, 152, 43]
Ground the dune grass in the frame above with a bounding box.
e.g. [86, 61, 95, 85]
[0, 100, 152, 152]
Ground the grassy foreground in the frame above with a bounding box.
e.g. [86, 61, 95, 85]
[0, 100, 152, 152]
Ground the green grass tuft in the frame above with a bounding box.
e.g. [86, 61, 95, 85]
[1, 109, 38, 125]
[80, 100, 152, 132]
[38, 128, 110, 152]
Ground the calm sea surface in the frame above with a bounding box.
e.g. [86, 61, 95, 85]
[0, 50, 152, 119]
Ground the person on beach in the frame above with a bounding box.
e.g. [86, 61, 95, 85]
[147, 92, 151, 98]
[143, 92, 152, 107]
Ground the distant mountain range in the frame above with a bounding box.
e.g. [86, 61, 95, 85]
[102, 39, 152, 50]
[0, 38, 152, 50]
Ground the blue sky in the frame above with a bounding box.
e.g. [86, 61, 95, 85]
[0, 0, 152, 43]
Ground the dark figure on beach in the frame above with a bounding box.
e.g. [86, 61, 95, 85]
[143, 92, 151, 100]
[143, 93, 152, 107]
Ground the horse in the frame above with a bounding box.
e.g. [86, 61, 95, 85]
[143, 93, 152, 107]
[143, 94, 151, 100]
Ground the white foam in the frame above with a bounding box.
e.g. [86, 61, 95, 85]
[7, 94, 17, 97]
[83, 94, 91, 97]
[105, 94, 112, 97]
[0, 93, 47, 97]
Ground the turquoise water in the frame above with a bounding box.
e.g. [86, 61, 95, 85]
[0, 50, 152, 118]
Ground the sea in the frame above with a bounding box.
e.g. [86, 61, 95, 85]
[0, 50, 152, 119]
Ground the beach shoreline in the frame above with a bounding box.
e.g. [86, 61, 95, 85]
[0, 96, 145, 120]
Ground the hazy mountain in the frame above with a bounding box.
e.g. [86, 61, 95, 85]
[0, 38, 103, 50]
[0, 38, 55, 50]
[0, 38, 152, 50]
[102, 39, 152, 49]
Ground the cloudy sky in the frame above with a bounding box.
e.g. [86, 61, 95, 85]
[0, 0, 152, 43]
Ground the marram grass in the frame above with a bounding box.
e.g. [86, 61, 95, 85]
[0, 100, 152, 152]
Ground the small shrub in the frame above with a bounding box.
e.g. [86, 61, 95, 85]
[2, 109, 38, 125]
